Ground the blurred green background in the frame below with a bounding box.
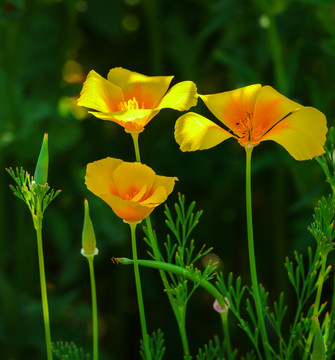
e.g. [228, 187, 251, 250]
[1, 0, 334, 359]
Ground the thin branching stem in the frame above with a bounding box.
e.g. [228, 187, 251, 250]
[145, 216, 191, 356]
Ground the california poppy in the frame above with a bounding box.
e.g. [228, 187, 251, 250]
[175, 84, 327, 160]
[85, 157, 178, 223]
[78, 67, 197, 133]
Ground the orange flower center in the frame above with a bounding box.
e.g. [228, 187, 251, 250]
[122, 188, 140, 201]
[110, 185, 152, 203]
[225, 98, 282, 147]
[118, 97, 145, 111]
[233, 112, 264, 145]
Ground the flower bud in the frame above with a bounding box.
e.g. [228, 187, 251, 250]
[34, 133, 49, 185]
[81, 199, 98, 257]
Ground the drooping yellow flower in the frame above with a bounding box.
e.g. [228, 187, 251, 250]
[85, 157, 178, 223]
[77, 67, 198, 133]
[175, 84, 327, 160]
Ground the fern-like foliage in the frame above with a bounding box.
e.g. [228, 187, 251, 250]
[140, 329, 166, 360]
[195, 337, 224, 360]
[52, 341, 91, 360]
[6, 166, 61, 228]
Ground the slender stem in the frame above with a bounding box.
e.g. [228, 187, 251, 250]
[220, 312, 233, 360]
[245, 147, 271, 360]
[303, 256, 327, 360]
[131, 127, 190, 356]
[145, 217, 190, 356]
[35, 222, 53, 360]
[131, 132, 141, 163]
[178, 309, 189, 356]
[87, 256, 99, 360]
[332, 272, 335, 312]
[129, 223, 151, 360]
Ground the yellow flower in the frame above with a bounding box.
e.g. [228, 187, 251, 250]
[175, 84, 327, 160]
[85, 157, 178, 223]
[77, 67, 198, 133]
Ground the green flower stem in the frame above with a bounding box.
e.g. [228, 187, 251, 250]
[303, 256, 327, 360]
[131, 132, 142, 163]
[145, 216, 190, 356]
[131, 132, 191, 356]
[245, 147, 270, 360]
[35, 215, 53, 360]
[332, 272, 335, 311]
[220, 311, 233, 360]
[87, 256, 98, 360]
[178, 308, 189, 357]
[117, 257, 226, 306]
[129, 222, 151, 360]
[118, 255, 231, 356]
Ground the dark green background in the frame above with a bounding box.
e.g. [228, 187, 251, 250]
[1, 0, 334, 359]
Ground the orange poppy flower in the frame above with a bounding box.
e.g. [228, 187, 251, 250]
[85, 157, 178, 223]
[175, 84, 327, 160]
[77, 67, 198, 133]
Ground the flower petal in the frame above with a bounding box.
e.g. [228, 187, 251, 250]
[77, 70, 123, 113]
[141, 186, 168, 205]
[253, 85, 303, 134]
[111, 109, 157, 122]
[107, 67, 174, 108]
[142, 175, 178, 205]
[85, 158, 123, 194]
[261, 107, 327, 160]
[112, 162, 156, 198]
[175, 112, 233, 151]
[157, 81, 198, 111]
[199, 84, 262, 129]
[131, 184, 147, 202]
[100, 193, 156, 222]
[88, 109, 159, 132]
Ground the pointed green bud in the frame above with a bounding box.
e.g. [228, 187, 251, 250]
[34, 133, 49, 185]
[311, 316, 326, 360]
[81, 199, 98, 257]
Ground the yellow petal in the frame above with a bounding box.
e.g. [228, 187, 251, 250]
[107, 67, 174, 108]
[77, 70, 123, 113]
[112, 162, 156, 198]
[199, 84, 262, 129]
[157, 81, 198, 111]
[131, 184, 147, 202]
[261, 107, 327, 160]
[87, 109, 158, 132]
[142, 175, 178, 205]
[85, 158, 123, 194]
[112, 109, 157, 122]
[175, 112, 233, 151]
[141, 186, 168, 205]
[253, 85, 303, 134]
[100, 193, 156, 222]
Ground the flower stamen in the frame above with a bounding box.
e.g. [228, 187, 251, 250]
[118, 97, 145, 111]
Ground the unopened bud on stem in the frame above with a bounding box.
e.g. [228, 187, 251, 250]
[81, 199, 98, 257]
[34, 133, 49, 185]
